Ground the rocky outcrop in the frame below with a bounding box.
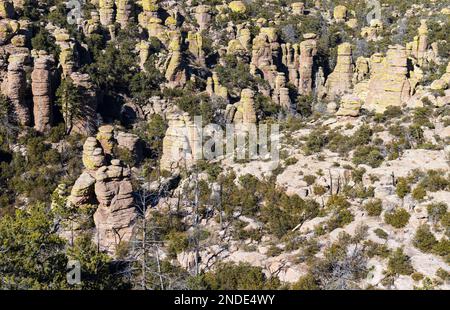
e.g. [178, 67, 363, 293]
[272, 72, 292, 112]
[364, 45, 411, 113]
[69, 172, 96, 206]
[361, 19, 383, 41]
[229, 1, 247, 14]
[0, 18, 19, 46]
[195, 5, 212, 30]
[96, 125, 115, 155]
[298, 33, 317, 95]
[333, 5, 347, 22]
[165, 33, 186, 87]
[82, 137, 106, 171]
[0, 0, 14, 19]
[3, 52, 29, 126]
[336, 94, 362, 117]
[161, 108, 201, 171]
[233, 88, 257, 124]
[353, 57, 370, 84]
[115, 0, 133, 27]
[83, 11, 102, 36]
[54, 28, 77, 76]
[69, 135, 137, 255]
[32, 52, 54, 133]
[187, 31, 205, 66]
[93, 159, 136, 255]
[206, 71, 228, 100]
[69, 72, 98, 135]
[416, 20, 428, 67]
[325, 42, 353, 100]
[291, 2, 305, 15]
[98, 0, 115, 26]
[117, 131, 143, 163]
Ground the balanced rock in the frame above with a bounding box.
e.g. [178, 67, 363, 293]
[82, 137, 105, 171]
[195, 5, 211, 30]
[336, 94, 362, 117]
[96, 125, 115, 155]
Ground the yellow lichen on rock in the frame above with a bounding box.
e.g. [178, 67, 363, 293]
[229, 1, 247, 14]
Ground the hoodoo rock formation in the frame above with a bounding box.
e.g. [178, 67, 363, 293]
[3, 52, 29, 126]
[364, 45, 411, 113]
[69, 135, 137, 255]
[325, 42, 354, 100]
[32, 52, 54, 133]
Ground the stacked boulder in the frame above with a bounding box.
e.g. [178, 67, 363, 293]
[195, 5, 212, 30]
[68, 135, 137, 255]
[160, 107, 201, 171]
[165, 33, 187, 87]
[54, 28, 77, 76]
[187, 31, 205, 66]
[233, 88, 257, 124]
[298, 33, 317, 95]
[2, 52, 29, 126]
[98, 0, 115, 26]
[115, 0, 133, 27]
[325, 42, 353, 100]
[364, 45, 411, 113]
[32, 52, 54, 133]
[336, 94, 362, 117]
[272, 72, 292, 112]
[206, 71, 228, 100]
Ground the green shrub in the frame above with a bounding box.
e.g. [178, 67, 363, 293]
[313, 185, 327, 196]
[432, 238, 450, 258]
[413, 225, 437, 253]
[436, 268, 449, 281]
[419, 170, 450, 192]
[387, 248, 414, 276]
[291, 273, 319, 290]
[412, 186, 426, 201]
[411, 272, 424, 282]
[384, 208, 410, 228]
[202, 262, 280, 290]
[395, 177, 411, 199]
[374, 228, 389, 240]
[364, 199, 382, 217]
[365, 240, 390, 258]
[352, 145, 384, 168]
[166, 231, 189, 258]
[427, 202, 448, 224]
[266, 245, 283, 257]
[303, 175, 317, 186]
